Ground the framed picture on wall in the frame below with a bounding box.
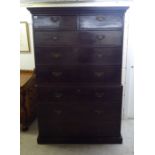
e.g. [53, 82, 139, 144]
[20, 22, 30, 52]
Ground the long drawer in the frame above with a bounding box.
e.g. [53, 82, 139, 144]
[35, 47, 122, 65]
[38, 104, 121, 121]
[34, 31, 122, 47]
[38, 104, 121, 137]
[37, 85, 122, 103]
[38, 120, 121, 138]
[36, 65, 121, 83]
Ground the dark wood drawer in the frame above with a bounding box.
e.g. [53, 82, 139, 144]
[36, 65, 121, 83]
[79, 14, 123, 30]
[38, 104, 121, 122]
[34, 31, 122, 46]
[37, 85, 122, 103]
[35, 47, 122, 65]
[39, 119, 121, 138]
[33, 15, 77, 30]
[38, 104, 121, 137]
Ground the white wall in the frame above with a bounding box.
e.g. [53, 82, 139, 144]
[20, 8, 35, 70]
[122, 7, 134, 119]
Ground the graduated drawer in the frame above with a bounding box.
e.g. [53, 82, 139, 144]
[38, 121, 121, 138]
[34, 31, 122, 46]
[38, 120, 120, 141]
[38, 104, 121, 138]
[36, 65, 121, 83]
[33, 15, 77, 30]
[79, 14, 123, 30]
[35, 47, 122, 65]
[37, 85, 122, 103]
[38, 104, 121, 123]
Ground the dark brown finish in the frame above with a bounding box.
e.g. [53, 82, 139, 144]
[36, 65, 121, 83]
[35, 47, 122, 65]
[28, 7, 128, 144]
[79, 14, 123, 30]
[37, 85, 122, 103]
[34, 31, 122, 46]
[20, 70, 37, 131]
[33, 15, 77, 30]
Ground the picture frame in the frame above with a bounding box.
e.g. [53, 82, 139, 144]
[20, 22, 30, 53]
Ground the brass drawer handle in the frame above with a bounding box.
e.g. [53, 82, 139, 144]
[96, 16, 105, 21]
[54, 92, 63, 98]
[96, 53, 104, 58]
[94, 72, 104, 77]
[51, 16, 59, 22]
[51, 53, 61, 59]
[76, 89, 81, 93]
[95, 92, 104, 98]
[54, 110, 62, 115]
[52, 72, 62, 77]
[96, 35, 105, 40]
[94, 110, 103, 115]
[52, 36, 59, 41]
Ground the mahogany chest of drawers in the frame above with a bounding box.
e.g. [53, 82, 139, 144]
[28, 7, 128, 144]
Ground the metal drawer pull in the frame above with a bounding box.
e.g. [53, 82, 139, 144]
[33, 16, 38, 19]
[52, 72, 62, 77]
[52, 36, 59, 41]
[96, 35, 105, 40]
[76, 89, 81, 93]
[51, 16, 59, 22]
[94, 72, 104, 77]
[95, 92, 104, 98]
[54, 110, 62, 115]
[96, 53, 103, 58]
[96, 16, 105, 21]
[94, 110, 103, 115]
[52, 53, 61, 59]
[54, 93, 63, 98]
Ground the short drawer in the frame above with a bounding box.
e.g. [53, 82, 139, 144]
[33, 15, 77, 30]
[35, 47, 122, 65]
[79, 14, 123, 30]
[36, 65, 121, 83]
[37, 85, 122, 103]
[34, 31, 122, 46]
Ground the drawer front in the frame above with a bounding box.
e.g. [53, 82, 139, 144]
[33, 15, 77, 30]
[38, 104, 121, 137]
[39, 120, 121, 138]
[38, 104, 121, 122]
[35, 47, 122, 65]
[79, 14, 123, 29]
[36, 65, 121, 83]
[34, 31, 122, 46]
[37, 85, 122, 103]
